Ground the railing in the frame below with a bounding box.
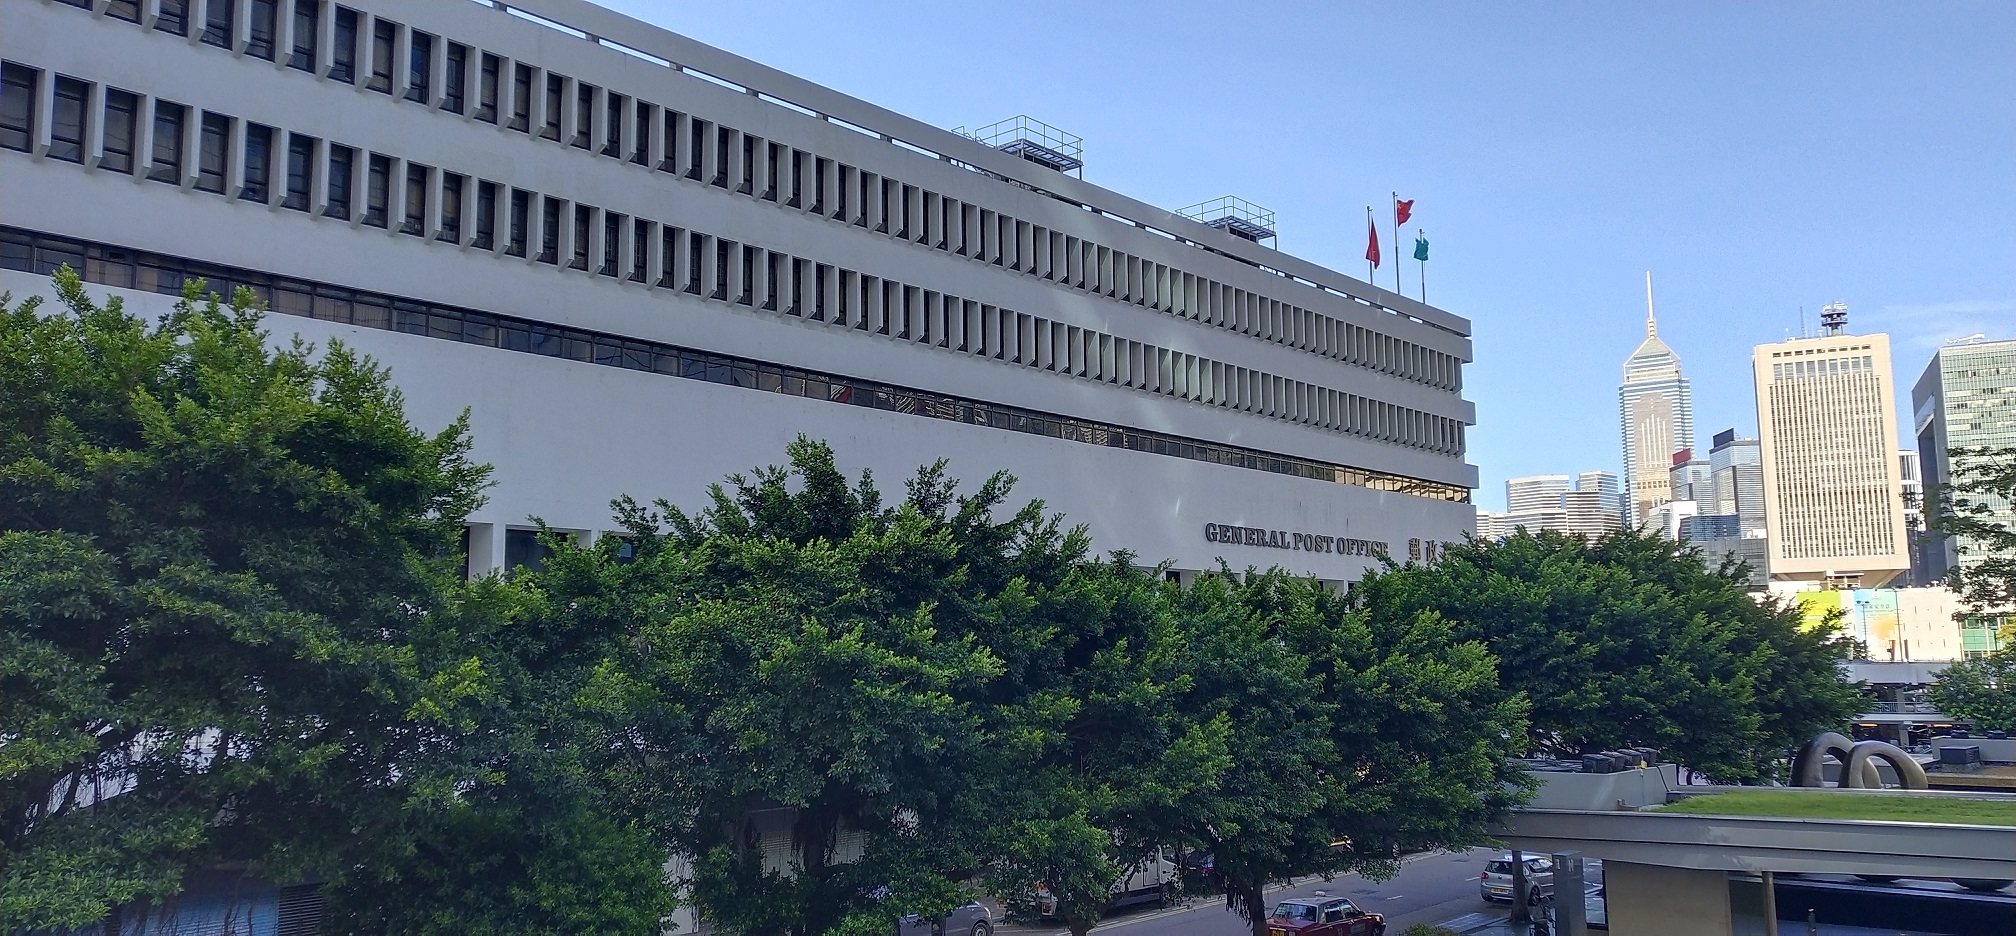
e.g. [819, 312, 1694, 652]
[1861, 701, 1943, 715]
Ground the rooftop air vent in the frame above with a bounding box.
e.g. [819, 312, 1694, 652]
[1180, 196, 1276, 245]
[956, 116, 1083, 177]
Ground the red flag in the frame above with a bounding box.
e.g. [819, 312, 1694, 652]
[1365, 217, 1381, 268]
[1394, 198, 1414, 226]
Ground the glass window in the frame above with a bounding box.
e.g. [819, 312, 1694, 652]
[201, 0, 234, 48]
[405, 31, 432, 104]
[538, 197, 560, 263]
[367, 19, 394, 93]
[101, 89, 139, 173]
[631, 218, 648, 282]
[241, 123, 272, 202]
[283, 133, 313, 211]
[473, 180, 496, 250]
[631, 102, 653, 165]
[196, 111, 229, 193]
[247, 0, 277, 60]
[155, 0, 189, 35]
[0, 63, 32, 153]
[541, 73, 562, 140]
[509, 64, 531, 131]
[49, 76, 87, 163]
[438, 172, 463, 242]
[475, 53, 500, 122]
[570, 203, 591, 269]
[401, 162, 427, 235]
[148, 101, 185, 183]
[504, 529, 549, 574]
[572, 82, 593, 148]
[106, 0, 142, 20]
[602, 91, 623, 157]
[600, 211, 620, 276]
[506, 188, 528, 257]
[363, 153, 389, 227]
[443, 43, 467, 114]
[329, 6, 357, 82]
[289, 0, 318, 71]
[324, 144, 352, 219]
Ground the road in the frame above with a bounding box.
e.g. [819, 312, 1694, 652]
[999, 848, 1522, 936]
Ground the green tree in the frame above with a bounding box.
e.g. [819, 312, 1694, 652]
[1926, 445, 2016, 615]
[0, 272, 486, 927]
[1177, 569, 1530, 936]
[1347, 529, 1864, 782]
[1928, 652, 2016, 732]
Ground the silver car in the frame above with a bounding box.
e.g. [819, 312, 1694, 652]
[1479, 854, 1553, 903]
[898, 902, 993, 936]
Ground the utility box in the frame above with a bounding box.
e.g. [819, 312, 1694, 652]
[1939, 745, 1983, 768]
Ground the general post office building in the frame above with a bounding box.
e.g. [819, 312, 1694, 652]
[2, 0, 1479, 584]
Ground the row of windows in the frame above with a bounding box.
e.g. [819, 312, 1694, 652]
[0, 61, 1470, 458]
[48, 0, 1468, 394]
[1772, 356, 1875, 382]
[0, 227, 1469, 503]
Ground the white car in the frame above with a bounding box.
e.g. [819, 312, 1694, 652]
[1479, 854, 1553, 903]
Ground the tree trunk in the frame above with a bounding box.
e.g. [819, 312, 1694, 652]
[1069, 917, 1096, 936]
[1244, 882, 1268, 936]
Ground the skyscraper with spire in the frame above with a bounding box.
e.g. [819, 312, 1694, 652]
[1618, 273, 1696, 528]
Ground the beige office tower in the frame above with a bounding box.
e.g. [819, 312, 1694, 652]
[1753, 304, 1910, 587]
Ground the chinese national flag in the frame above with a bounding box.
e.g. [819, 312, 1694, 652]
[1365, 217, 1381, 268]
[1395, 198, 1415, 226]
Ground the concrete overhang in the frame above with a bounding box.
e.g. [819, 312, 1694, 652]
[1491, 807, 2016, 879]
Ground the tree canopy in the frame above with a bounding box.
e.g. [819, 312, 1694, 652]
[1345, 528, 1864, 782]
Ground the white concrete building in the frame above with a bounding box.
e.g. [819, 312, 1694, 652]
[0, 0, 1477, 584]
[1752, 315, 1910, 588]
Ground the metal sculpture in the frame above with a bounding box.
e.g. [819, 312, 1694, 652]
[1789, 732, 1926, 789]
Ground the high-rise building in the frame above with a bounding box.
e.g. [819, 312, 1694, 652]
[1487, 472, 1621, 540]
[1669, 448, 1710, 503]
[1618, 274, 1695, 528]
[2, 0, 1481, 592]
[1912, 336, 2016, 585]
[1681, 429, 1769, 588]
[1753, 305, 1909, 588]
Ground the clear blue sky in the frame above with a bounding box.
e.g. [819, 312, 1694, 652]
[600, 1, 2015, 510]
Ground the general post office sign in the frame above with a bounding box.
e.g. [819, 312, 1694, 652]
[1203, 523, 1387, 557]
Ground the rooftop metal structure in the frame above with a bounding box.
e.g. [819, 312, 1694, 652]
[954, 116, 1084, 177]
[1821, 300, 1849, 335]
[1180, 196, 1277, 245]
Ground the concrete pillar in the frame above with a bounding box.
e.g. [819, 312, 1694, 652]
[1604, 861, 1732, 936]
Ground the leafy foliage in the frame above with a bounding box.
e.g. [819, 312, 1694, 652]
[0, 271, 486, 926]
[1346, 529, 1864, 782]
[1928, 446, 2016, 615]
[1929, 653, 2016, 733]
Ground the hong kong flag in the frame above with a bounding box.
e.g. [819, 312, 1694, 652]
[1365, 216, 1381, 268]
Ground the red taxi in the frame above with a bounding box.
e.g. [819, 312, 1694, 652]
[1265, 897, 1385, 936]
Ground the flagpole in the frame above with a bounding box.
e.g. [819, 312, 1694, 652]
[1391, 192, 1401, 295]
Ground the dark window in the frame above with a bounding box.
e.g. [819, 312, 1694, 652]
[401, 163, 427, 235]
[367, 20, 394, 93]
[602, 92, 623, 157]
[506, 188, 528, 256]
[475, 54, 499, 122]
[600, 211, 620, 276]
[101, 89, 139, 173]
[504, 529, 549, 574]
[738, 134, 754, 194]
[473, 180, 496, 249]
[570, 203, 591, 269]
[156, 0, 190, 35]
[241, 123, 272, 201]
[631, 102, 652, 165]
[107, 0, 142, 22]
[202, 0, 234, 48]
[438, 171, 463, 242]
[325, 144, 353, 219]
[713, 128, 729, 186]
[404, 31, 432, 103]
[443, 43, 466, 114]
[364, 153, 390, 227]
[540, 74, 562, 140]
[538, 197, 559, 263]
[766, 142, 780, 200]
[49, 76, 87, 163]
[196, 112, 229, 193]
[509, 64, 531, 131]
[148, 101, 185, 183]
[288, 0, 318, 71]
[631, 218, 648, 282]
[572, 82, 593, 148]
[283, 133, 313, 211]
[247, 0, 277, 60]
[330, 7, 357, 82]
[687, 116, 704, 179]
[1, 64, 36, 153]
[686, 231, 703, 292]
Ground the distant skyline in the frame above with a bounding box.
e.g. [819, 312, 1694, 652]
[596, 0, 2016, 511]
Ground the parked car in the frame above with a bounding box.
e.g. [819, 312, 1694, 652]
[1265, 897, 1385, 936]
[897, 902, 992, 936]
[1479, 854, 1554, 903]
[1035, 848, 1178, 919]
